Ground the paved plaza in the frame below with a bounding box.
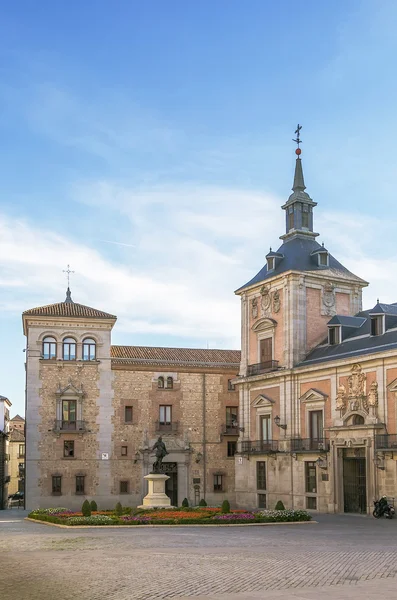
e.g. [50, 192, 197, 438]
[1, 511, 397, 599]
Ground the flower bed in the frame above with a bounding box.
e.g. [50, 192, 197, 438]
[27, 506, 312, 526]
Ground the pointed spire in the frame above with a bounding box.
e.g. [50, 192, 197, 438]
[65, 287, 73, 303]
[292, 157, 306, 192]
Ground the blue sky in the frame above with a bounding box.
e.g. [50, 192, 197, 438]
[1, 0, 397, 416]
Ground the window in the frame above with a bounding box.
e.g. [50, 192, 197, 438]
[305, 461, 317, 494]
[120, 480, 129, 494]
[43, 336, 56, 360]
[121, 446, 128, 456]
[213, 474, 223, 492]
[166, 376, 173, 389]
[309, 411, 323, 443]
[258, 494, 267, 508]
[306, 496, 317, 509]
[318, 252, 328, 267]
[259, 338, 272, 365]
[75, 475, 85, 495]
[64, 440, 75, 458]
[62, 400, 77, 429]
[288, 209, 294, 230]
[371, 316, 384, 336]
[302, 209, 309, 228]
[52, 475, 62, 495]
[124, 406, 133, 423]
[82, 338, 96, 361]
[62, 337, 76, 361]
[328, 327, 340, 345]
[256, 461, 266, 490]
[159, 405, 172, 425]
[158, 376, 164, 389]
[228, 379, 236, 391]
[352, 414, 365, 425]
[18, 444, 25, 458]
[267, 257, 275, 271]
[260, 415, 271, 441]
[227, 441, 237, 457]
[226, 406, 238, 430]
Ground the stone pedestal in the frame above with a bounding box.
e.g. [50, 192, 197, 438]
[138, 473, 174, 509]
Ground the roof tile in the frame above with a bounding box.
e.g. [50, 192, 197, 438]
[111, 345, 240, 368]
[23, 302, 117, 320]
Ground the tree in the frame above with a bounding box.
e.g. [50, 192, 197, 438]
[82, 500, 91, 516]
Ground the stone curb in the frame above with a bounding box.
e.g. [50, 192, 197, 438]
[25, 517, 317, 529]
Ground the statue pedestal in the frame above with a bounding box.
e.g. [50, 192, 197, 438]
[138, 473, 174, 509]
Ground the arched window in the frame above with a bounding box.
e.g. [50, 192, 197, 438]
[352, 414, 365, 425]
[43, 336, 57, 360]
[63, 337, 76, 361]
[158, 377, 164, 389]
[166, 377, 173, 389]
[82, 338, 96, 361]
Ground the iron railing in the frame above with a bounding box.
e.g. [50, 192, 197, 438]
[53, 420, 86, 432]
[155, 421, 179, 433]
[221, 424, 240, 436]
[290, 438, 330, 452]
[240, 440, 279, 454]
[247, 361, 279, 376]
[375, 434, 397, 450]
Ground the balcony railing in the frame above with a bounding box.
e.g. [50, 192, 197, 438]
[375, 434, 397, 450]
[53, 420, 86, 432]
[246, 361, 279, 377]
[221, 424, 240, 436]
[240, 440, 279, 454]
[155, 421, 179, 433]
[290, 438, 330, 452]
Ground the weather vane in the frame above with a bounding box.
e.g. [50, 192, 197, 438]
[292, 124, 302, 155]
[63, 264, 75, 288]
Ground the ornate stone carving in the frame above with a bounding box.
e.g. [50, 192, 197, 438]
[272, 290, 281, 313]
[260, 285, 271, 313]
[322, 282, 336, 316]
[251, 297, 258, 319]
[335, 383, 346, 411]
[348, 364, 366, 403]
[367, 382, 378, 407]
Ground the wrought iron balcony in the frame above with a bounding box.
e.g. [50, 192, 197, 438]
[240, 440, 279, 454]
[375, 434, 397, 450]
[53, 420, 86, 432]
[290, 438, 330, 452]
[221, 424, 240, 436]
[246, 361, 279, 376]
[155, 421, 179, 433]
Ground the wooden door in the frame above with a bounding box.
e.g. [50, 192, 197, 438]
[260, 338, 272, 364]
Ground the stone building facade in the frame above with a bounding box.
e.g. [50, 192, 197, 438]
[0, 395, 11, 509]
[233, 147, 397, 514]
[8, 415, 25, 497]
[23, 299, 240, 510]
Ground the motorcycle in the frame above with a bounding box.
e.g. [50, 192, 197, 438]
[373, 496, 395, 519]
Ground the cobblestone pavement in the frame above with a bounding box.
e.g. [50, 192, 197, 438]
[1, 510, 397, 599]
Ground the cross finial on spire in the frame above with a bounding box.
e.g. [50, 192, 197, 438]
[292, 124, 302, 153]
[63, 264, 74, 288]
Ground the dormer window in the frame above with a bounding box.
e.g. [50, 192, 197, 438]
[318, 252, 329, 267]
[267, 257, 275, 271]
[328, 326, 340, 345]
[370, 315, 384, 336]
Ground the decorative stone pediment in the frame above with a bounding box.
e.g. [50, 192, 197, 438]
[252, 394, 275, 407]
[336, 364, 379, 423]
[252, 318, 277, 333]
[56, 379, 84, 399]
[387, 377, 397, 394]
[300, 388, 328, 403]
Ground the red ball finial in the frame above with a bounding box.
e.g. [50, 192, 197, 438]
[295, 148, 301, 156]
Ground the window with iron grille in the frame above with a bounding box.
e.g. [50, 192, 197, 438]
[305, 461, 317, 494]
[227, 441, 237, 457]
[64, 440, 75, 458]
[256, 461, 266, 490]
[226, 406, 238, 429]
[52, 476, 62, 495]
[75, 475, 85, 495]
[120, 480, 129, 494]
[258, 493, 266, 508]
[228, 379, 236, 391]
[213, 474, 223, 492]
[166, 377, 173, 389]
[18, 444, 25, 457]
[124, 406, 133, 423]
[306, 496, 317, 509]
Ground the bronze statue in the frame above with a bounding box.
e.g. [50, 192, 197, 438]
[151, 436, 168, 473]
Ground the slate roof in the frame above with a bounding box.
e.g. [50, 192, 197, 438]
[111, 346, 241, 368]
[301, 303, 397, 366]
[23, 301, 117, 320]
[236, 236, 367, 293]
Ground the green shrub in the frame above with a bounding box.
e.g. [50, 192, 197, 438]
[221, 499, 231, 514]
[115, 502, 123, 516]
[90, 500, 98, 512]
[67, 515, 115, 526]
[199, 499, 207, 507]
[182, 498, 189, 508]
[82, 500, 91, 516]
[275, 500, 285, 511]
